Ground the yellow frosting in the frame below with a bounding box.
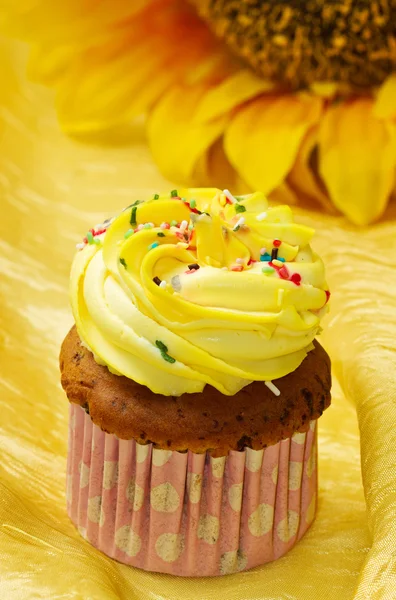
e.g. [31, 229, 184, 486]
[70, 188, 330, 396]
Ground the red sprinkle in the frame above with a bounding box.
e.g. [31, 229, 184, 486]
[93, 227, 106, 236]
[247, 257, 257, 266]
[231, 265, 244, 272]
[184, 269, 196, 275]
[273, 239, 282, 247]
[184, 201, 201, 215]
[278, 266, 290, 279]
[290, 273, 302, 286]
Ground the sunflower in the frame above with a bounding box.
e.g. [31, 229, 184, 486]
[3, 0, 396, 225]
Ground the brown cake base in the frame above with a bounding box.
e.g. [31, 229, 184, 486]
[60, 326, 331, 457]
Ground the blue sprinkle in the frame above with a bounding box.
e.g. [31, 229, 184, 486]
[260, 252, 272, 262]
[148, 242, 159, 250]
[278, 257, 286, 262]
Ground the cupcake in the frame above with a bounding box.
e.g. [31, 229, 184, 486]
[60, 188, 331, 576]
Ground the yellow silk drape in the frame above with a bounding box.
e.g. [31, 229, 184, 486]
[1, 38, 395, 599]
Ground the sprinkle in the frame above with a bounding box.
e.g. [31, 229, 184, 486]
[271, 248, 278, 260]
[233, 217, 245, 231]
[273, 239, 282, 247]
[223, 189, 237, 204]
[157, 232, 165, 237]
[188, 263, 200, 270]
[272, 259, 284, 268]
[262, 266, 274, 274]
[221, 266, 228, 271]
[161, 352, 176, 364]
[159, 280, 167, 289]
[278, 266, 290, 279]
[235, 203, 246, 214]
[290, 273, 302, 286]
[176, 242, 188, 248]
[86, 231, 94, 244]
[278, 257, 286, 262]
[236, 258, 244, 264]
[137, 224, 145, 231]
[265, 381, 281, 396]
[171, 275, 181, 291]
[260, 247, 267, 255]
[120, 258, 127, 269]
[180, 220, 188, 232]
[144, 222, 153, 229]
[153, 276, 161, 286]
[170, 220, 178, 227]
[170, 189, 178, 197]
[148, 242, 159, 250]
[130, 206, 138, 226]
[231, 265, 244, 272]
[160, 222, 170, 230]
[219, 194, 227, 207]
[153, 193, 160, 200]
[188, 222, 194, 230]
[256, 212, 267, 221]
[76, 243, 85, 250]
[190, 199, 196, 209]
[94, 238, 101, 245]
[260, 253, 272, 262]
[325, 290, 331, 303]
[247, 257, 257, 266]
[277, 289, 284, 306]
[124, 229, 134, 239]
[155, 340, 176, 364]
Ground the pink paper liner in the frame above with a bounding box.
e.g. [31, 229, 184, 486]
[66, 404, 318, 576]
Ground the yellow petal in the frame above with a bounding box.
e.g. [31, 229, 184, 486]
[224, 94, 322, 194]
[318, 99, 396, 225]
[147, 84, 228, 183]
[194, 70, 274, 123]
[373, 75, 396, 120]
[288, 126, 336, 213]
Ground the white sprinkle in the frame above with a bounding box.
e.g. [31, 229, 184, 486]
[256, 212, 267, 221]
[260, 247, 267, 255]
[171, 275, 181, 291]
[236, 258, 244, 264]
[221, 266, 228, 271]
[180, 220, 188, 232]
[223, 189, 237, 204]
[277, 289, 284, 306]
[160, 222, 167, 229]
[76, 243, 85, 250]
[159, 280, 167, 289]
[265, 381, 281, 396]
[137, 224, 144, 231]
[233, 217, 245, 231]
[94, 223, 103, 230]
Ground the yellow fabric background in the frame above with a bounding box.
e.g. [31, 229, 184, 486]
[1, 38, 395, 599]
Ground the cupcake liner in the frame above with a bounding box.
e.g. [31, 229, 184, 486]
[66, 404, 318, 576]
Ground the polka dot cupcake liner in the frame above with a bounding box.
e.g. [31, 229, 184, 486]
[66, 404, 318, 576]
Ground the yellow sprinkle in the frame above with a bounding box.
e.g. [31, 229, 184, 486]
[272, 259, 284, 268]
[219, 193, 227, 207]
[176, 242, 188, 248]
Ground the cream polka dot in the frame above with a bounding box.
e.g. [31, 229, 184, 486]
[288, 461, 303, 491]
[245, 449, 263, 473]
[186, 473, 203, 504]
[219, 549, 248, 575]
[228, 483, 243, 512]
[155, 533, 184, 563]
[87, 496, 103, 524]
[277, 509, 300, 542]
[78, 526, 87, 539]
[306, 493, 317, 524]
[306, 445, 317, 477]
[271, 465, 279, 485]
[151, 482, 180, 513]
[248, 504, 274, 537]
[103, 461, 118, 490]
[115, 525, 142, 557]
[292, 431, 306, 445]
[152, 449, 173, 467]
[136, 444, 149, 464]
[310, 420, 317, 432]
[198, 514, 220, 545]
[211, 456, 226, 478]
[78, 461, 90, 489]
[66, 475, 72, 503]
[126, 477, 145, 511]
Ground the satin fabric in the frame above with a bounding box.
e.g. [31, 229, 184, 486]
[0, 38, 395, 599]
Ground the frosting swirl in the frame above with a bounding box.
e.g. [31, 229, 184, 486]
[70, 188, 329, 396]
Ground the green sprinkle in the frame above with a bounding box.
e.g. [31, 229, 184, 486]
[86, 231, 94, 244]
[188, 223, 194, 231]
[153, 193, 160, 200]
[157, 232, 165, 237]
[235, 204, 246, 213]
[190, 199, 196, 209]
[161, 352, 176, 364]
[170, 220, 178, 227]
[130, 206, 138, 226]
[94, 238, 101, 245]
[262, 266, 274, 274]
[144, 223, 152, 229]
[233, 225, 240, 232]
[155, 340, 168, 353]
[124, 229, 134, 239]
[170, 189, 178, 197]
[120, 258, 127, 269]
